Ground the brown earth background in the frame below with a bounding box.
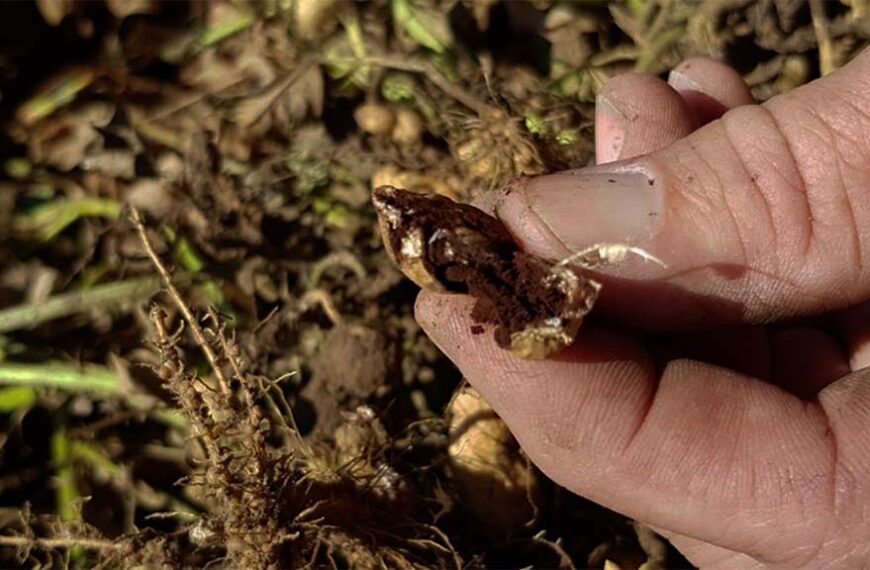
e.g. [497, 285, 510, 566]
[0, 0, 867, 568]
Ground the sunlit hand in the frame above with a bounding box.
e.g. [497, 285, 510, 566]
[417, 50, 870, 568]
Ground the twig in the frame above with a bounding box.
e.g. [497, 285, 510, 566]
[252, 305, 280, 334]
[810, 0, 836, 75]
[0, 277, 160, 334]
[131, 209, 232, 397]
[299, 289, 343, 325]
[232, 58, 317, 127]
[146, 78, 246, 123]
[308, 251, 366, 289]
[528, 532, 575, 570]
[327, 54, 493, 116]
[149, 306, 222, 463]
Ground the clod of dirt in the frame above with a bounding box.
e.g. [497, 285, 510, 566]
[311, 324, 391, 398]
[447, 386, 542, 537]
[372, 185, 601, 359]
[303, 325, 394, 437]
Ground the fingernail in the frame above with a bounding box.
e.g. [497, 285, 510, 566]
[668, 69, 702, 93]
[595, 95, 627, 164]
[496, 169, 661, 256]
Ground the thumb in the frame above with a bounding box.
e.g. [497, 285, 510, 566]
[495, 48, 870, 328]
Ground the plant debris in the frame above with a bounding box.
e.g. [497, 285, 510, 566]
[0, 0, 867, 568]
[372, 185, 600, 359]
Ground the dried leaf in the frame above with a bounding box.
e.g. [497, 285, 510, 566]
[461, 0, 498, 31]
[29, 119, 99, 172]
[105, 0, 157, 19]
[26, 102, 114, 171]
[285, 65, 325, 120]
[80, 150, 136, 179]
[231, 68, 311, 127]
[125, 179, 173, 217]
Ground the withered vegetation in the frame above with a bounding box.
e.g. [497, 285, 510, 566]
[0, 1, 867, 568]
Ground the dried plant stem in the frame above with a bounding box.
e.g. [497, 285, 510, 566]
[810, 0, 836, 75]
[308, 251, 366, 289]
[300, 289, 343, 325]
[330, 54, 493, 116]
[131, 208, 232, 397]
[149, 306, 221, 463]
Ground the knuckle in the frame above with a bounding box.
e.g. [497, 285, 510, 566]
[723, 103, 868, 289]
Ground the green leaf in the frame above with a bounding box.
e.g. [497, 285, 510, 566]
[0, 386, 37, 413]
[381, 73, 417, 103]
[556, 129, 580, 145]
[198, 11, 254, 48]
[341, 12, 371, 86]
[18, 198, 121, 242]
[16, 69, 96, 126]
[392, 0, 451, 54]
[70, 441, 124, 479]
[164, 227, 206, 272]
[524, 112, 548, 136]
[4, 158, 32, 180]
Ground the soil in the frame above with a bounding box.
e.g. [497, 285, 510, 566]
[303, 324, 396, 438]
[0, 1, 866, 569]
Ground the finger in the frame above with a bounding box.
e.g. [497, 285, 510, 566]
[416, 291, 842, 566]
[818, 368, 870, 485]
[596, 73, 696, 164]
[659, 531, 767, 570]
[495, 47, 870, 329]
[769, 326, 850, 398]
[668, 57, 755, 124]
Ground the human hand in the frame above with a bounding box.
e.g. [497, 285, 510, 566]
[417, 49, 870, 568]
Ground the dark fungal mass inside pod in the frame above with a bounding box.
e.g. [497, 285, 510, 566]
[372, 186, 601, 359]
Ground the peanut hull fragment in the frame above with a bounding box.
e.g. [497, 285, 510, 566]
[372, 185, 600, 359]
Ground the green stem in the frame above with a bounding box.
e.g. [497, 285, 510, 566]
[0, 276, 160, 334]
[51, 429, 79, 522]
[0, 362, 118, 393]
[0, 360, 187, 430]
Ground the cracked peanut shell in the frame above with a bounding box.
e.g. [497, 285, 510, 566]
[372, 185, 601, 359]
